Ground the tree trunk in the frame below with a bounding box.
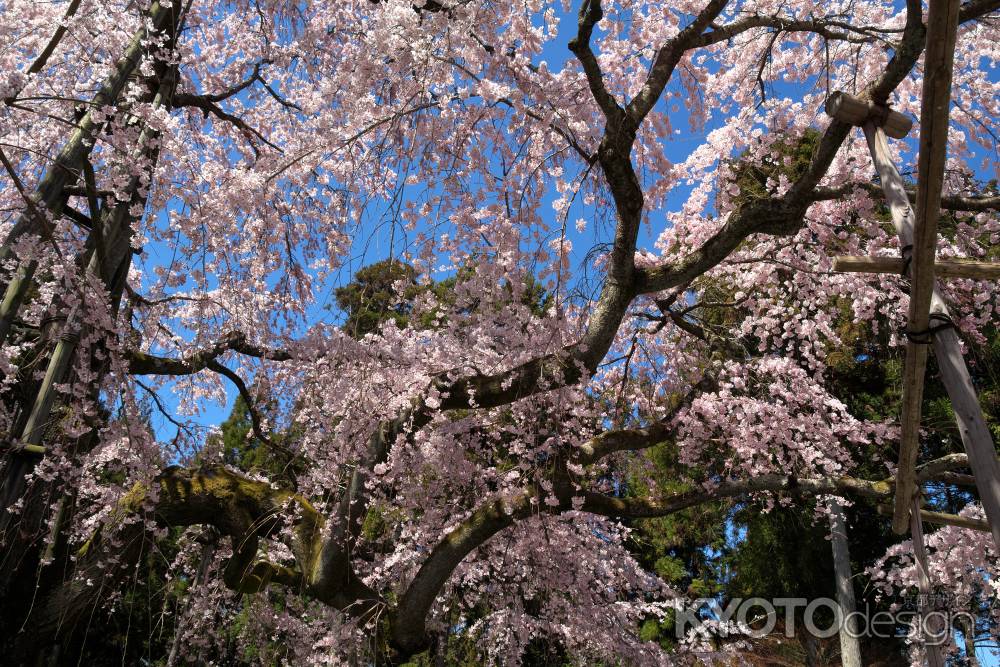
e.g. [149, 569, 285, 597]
[0, 12, 180, 657]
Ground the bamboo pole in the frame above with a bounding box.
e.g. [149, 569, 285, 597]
[833, 256, 1000, 281]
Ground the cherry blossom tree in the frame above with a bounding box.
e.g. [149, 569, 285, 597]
[1, 0, 998, 663]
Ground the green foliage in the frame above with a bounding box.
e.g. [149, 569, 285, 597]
[334, 257, 551, 340]
[206, 395, 301, 487]
[624, 438, 728, 648]
[724, 500, 834, 602]
[725, 128, 821, 214]
[335, 259, 422, 338]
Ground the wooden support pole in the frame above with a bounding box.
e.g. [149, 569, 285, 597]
[833, 256, 1000, 281]
[932, 329, 1000, 547]
[892, 0, 963, 534]
[910, 498, 946, 667]
[859, 122, 939, 534]
[876, 504, 990, 532]
[828, 499, 862, 667]
[858, 123, 1000, 547]
[918, 507, 990, 532]
[825, 6, 1000, 548]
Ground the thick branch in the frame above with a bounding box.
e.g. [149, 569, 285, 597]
[424, 0, 934, 439]
[575, 376, 715, 464]
[812, 181, 1000, 211]
[204, 360, 294, 459]
[180, 62, 264, 104]
[960, 0, 1000, 22]
[391, 463, 909, 657]
[635, 0, 931, 295]
[696, 15, 897, 49]
[916, 452, 972, 481]
[582, 474, 892, 519]
[172, 92, 282, 154]
[430, 0, 934, 411]
[30, 465, 365, 647]
[127, 330, 292, 375]
[371, 14, 963, 655]
[567, 0, 623, 122]
[392, 490, 534, 656]
[313, 401, 429, 605]
[90, 466, 373, 609]
[626, 0, 728, 126]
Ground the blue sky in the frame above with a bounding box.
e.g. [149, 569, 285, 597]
[144, 0, 998, 434]
[139, 1, 880, 435]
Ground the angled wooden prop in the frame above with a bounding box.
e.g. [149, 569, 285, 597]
[825, 0, 1000, 550]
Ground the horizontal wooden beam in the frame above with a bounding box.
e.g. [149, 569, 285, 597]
[929, 471, 977, 487]
[825, 92, 913, 139]
[877, 504, 989, 532]
[833, 255, 1000, 280]
[0, 443, 46, 456]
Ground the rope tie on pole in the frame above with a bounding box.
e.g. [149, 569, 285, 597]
[59, 330, 80, 344]
[870, 101, 892, 128]
[903, 312, 955, 344]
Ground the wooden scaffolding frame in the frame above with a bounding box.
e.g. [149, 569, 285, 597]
[826, 1, 999, 663]
[827, 0, 1000, 547]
